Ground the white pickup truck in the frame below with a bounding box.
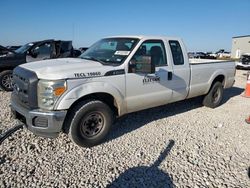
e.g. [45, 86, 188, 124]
[10, 36, 235, 147]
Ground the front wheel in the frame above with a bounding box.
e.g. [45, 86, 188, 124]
[68, 100, 114, 147]
[203, 82, 223, 108]
[0, 70, 14, 91]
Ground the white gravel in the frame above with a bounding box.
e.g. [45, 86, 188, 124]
[0, 70, 250, 187]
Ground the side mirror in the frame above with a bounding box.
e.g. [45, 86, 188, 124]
[131, 55, 155, 74]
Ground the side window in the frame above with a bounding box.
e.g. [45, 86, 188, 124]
[59, 41, 72, 57]
[33, 42, 52, 59]
[169, 40, 184, 65]
[60, 41, 72, 53]
[132, 40, 167, 67]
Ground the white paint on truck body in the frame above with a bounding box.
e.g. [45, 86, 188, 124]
[19, 36, 235, 116]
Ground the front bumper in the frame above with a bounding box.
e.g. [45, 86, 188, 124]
[236, 63, 250, 70]
[10, 98, 67, 138]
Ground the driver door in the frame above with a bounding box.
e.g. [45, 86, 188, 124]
[125, 40, 173, 113]
[26, 42, 52, 62]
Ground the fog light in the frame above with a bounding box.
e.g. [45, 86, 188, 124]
[32, 117, 48, 127]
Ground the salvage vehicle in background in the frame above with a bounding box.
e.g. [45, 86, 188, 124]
[0, 40, 80, 91]
[205, 52, 217, 59]
[188, 52, 216, 59]
[209, 49, 231, 59]
[0, 45, 15, 56]
[6, 45, 22, 51]
[217, 50, 231, 58]
[194, 52, 207, 58]
[236, 53, 250, 70]
[10, 36, 235, 147]
[79, 47, 88, 53]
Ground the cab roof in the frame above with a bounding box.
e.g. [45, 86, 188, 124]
[106, 35, 182, 41]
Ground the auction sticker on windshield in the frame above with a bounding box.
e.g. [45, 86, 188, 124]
[114, 51, 130, 56]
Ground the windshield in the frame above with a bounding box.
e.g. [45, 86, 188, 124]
[15, 43, 34, 54]
[80, 38, 139, 65]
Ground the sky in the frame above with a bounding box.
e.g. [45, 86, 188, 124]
[0, 0, 250, 52]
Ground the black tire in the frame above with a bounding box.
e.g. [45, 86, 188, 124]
[68, 100, 114, 147]
[203, 82, 223, 108]
[0, 70, 13, 91]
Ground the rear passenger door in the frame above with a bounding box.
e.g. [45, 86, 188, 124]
[167, 40, 190, 102]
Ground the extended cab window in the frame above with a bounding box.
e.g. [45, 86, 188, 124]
[169, 40, 184, 65]
[131, 40, 167, 68]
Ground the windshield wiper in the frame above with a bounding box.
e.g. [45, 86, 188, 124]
[81, 56, 106, 65]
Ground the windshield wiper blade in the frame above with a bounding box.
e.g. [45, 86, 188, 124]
[82, 56, 106, 65]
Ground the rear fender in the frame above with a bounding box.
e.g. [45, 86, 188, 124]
[205, 69, 226, 93]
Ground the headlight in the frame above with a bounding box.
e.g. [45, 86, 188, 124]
[38, 80, 67, 110]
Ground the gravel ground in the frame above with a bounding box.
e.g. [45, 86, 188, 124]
[0, 70, 250, 187]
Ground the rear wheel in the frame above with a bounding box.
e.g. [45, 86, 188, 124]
[203, 82, 223, 108]
[68, 100, 114, 147]
[0, 70, 13, 91]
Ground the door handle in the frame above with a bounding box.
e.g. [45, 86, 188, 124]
[168, 72, 172, 80]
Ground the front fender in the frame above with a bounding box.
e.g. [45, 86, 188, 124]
[55, 81, 126, 116]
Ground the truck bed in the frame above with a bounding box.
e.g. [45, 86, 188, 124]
[187, 59, 235, 99]
[189, 58, 231, 64]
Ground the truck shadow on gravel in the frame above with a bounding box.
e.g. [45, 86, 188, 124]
[107, 140, 175, 188]
[221, 86, 244, 105]
[107, 86, 244, 142]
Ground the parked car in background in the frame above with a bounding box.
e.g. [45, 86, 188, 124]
[205, 52, 217, 59]
[73, 49, 82, 57]
[215, 49, 231, 58]
[79, 47, 88, 53]
[188, 52, 206, 59]
[188, 52, 195, 58]
[204, 49, 231, 59]
[0, 39, 79, 91]
[194, 52, 207, 58]
[236, 53, 250, 70]
[0, 45, 14, 56]
[188, 52, 216, 59]
[207, 52, 218, 58]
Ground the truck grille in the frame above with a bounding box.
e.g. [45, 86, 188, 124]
[12, 66, 38, 109]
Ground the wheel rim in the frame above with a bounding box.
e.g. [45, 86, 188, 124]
[80, 112, 105, 138]
[212, 87, 221, 103]
[2, 74, 13, 89]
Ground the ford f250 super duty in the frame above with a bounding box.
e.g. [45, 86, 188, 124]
[10, 36, 235, 147]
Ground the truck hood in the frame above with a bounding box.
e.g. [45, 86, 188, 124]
[19, 58, 120, 80]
